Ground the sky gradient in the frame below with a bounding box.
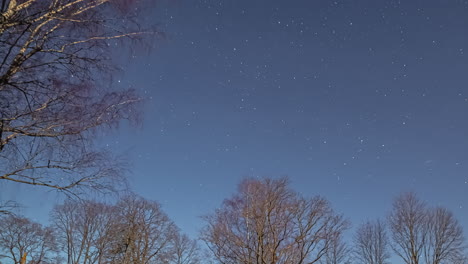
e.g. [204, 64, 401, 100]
[3, 0, 468, 255]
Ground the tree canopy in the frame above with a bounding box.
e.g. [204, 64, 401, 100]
[0, 0, 155, 201]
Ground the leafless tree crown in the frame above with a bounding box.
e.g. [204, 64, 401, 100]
[320, 231, 351, 264]
[51, 200, 115, 264]
[353, 219, 390, 264]
[201, 177, 349, 264]
[389, 192, 466, 264]
[50, 195, 201, 264]
[0, 0, 155, 199]
[0, 214, 58, 264]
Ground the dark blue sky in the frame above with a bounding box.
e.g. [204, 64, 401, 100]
[4, 0, 468, 255]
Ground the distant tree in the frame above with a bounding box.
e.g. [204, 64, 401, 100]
[388, 193, 428, 264]
[423, 207, 465, 264]
[451, 254, 468, 264]
[0, 200, 17, 215]
[0, 0, 156, 201]
[389, 192, 466, 264]
[0, 215, 57, 264]
[108, 195, 178, 264]
[52, 196, 183, 264]
[201, 177, 349, 264]
[353, 220, 390, 264]
[51, 200, 114, 264]
[320, 231, 352, 264]
[171, 233, 201, 264]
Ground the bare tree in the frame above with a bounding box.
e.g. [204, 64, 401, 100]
[320, 232, 352, 264]
[201, 177, 349, 264]
[423, 207, 465, 264]
[353, 220, 390, 264]
[109, 195, 178, 264]
[389, 192, 428, 264]
[389, 192, 466, 264]
[51, 196, 193, 264]
[0, 0, 156, 200]
[451, 254, 468, 264]
[51, 196, 182, 264]
[0, 200, 18, 215]
[171, 233, 201, 264]
[0, 215, 57, 264]
[51, 199, 115, 264]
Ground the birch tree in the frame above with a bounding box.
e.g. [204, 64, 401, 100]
[0, 215, 58, 264]
[171, 233, 201, 264]
[201, 177, 349, 264]
[353, 220, 390, 264]
[108, 195, 177, 264]
[0, 0, 155, 199]
[389, 193, 466, 264]
[51, 200, 115, 264]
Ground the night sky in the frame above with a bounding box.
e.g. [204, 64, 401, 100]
[4, 0, 468, 253]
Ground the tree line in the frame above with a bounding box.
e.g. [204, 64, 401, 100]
[1, 178, 466, 264]
[0, 195, 201, 264]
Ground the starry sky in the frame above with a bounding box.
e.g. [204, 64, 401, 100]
[4, 0, 468, 253]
